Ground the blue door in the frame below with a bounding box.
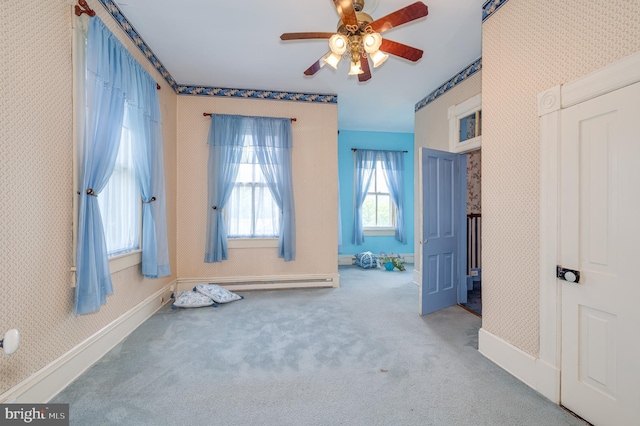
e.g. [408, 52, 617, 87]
[420, 148, 466, 315]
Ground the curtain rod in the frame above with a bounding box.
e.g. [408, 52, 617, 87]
[75, 0, 95, 17]
[74, 1, 161, 91]
[203, 113, 296, 122]
[351, 148, 408, 153]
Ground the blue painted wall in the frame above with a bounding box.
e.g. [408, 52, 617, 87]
[338, 130, 414, 256]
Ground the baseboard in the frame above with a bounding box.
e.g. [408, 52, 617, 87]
[177, 273, 340, 291]
[478, 328, 560, 404]
[0, 281, 176, 404]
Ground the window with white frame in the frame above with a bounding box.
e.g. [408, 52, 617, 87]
[73, 15, 141, 268]
[97, 123, 141, 257]
[362, 157, 395, 229]
[225, 145, 280, 238]
[448, 93, 482, 153]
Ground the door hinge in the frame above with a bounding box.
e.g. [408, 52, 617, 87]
[557, 266, 580, 283]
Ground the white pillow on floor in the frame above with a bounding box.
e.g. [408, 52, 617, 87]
[171, 290, 217, 309]
[194, 284, 244, 304]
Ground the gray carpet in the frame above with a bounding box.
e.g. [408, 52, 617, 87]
[53, 266, 586, 426]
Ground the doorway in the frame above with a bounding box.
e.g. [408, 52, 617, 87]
[419, 148, 482, 316]
[460, 149, 481, 316]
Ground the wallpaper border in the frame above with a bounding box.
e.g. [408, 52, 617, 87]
[96, 0, 337, 104]
[414, 57, 482, 112]
[482, 0, 510, 22]
[176, 86, 338, 103]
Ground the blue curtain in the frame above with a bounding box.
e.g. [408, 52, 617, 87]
[76, 17, 170, 315]
[379, 150, 406, 244]
[75, 18, 128, 315]
[204, 115, 245, 262]
[352, 150, 377, 245]
[205, 114, 296, 262]
[251, 117, 296, 261]
[128, 62, 171, 278]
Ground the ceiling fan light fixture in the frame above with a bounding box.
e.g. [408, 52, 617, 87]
[348, 59, 364, 75]
[370, 49, 389, 68]
[329, 34, 348, 55]
[323, 51, 342, 69]
[363, 32, 382, 53]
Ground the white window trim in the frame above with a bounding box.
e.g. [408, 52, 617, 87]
[360, 154, 397, 231]
[71, 13, 141, 287]
[363, 227, 396, 237]
[228, 238, 279, 249]
[448, 93, 482, 153]
[108, 250, 142, 274]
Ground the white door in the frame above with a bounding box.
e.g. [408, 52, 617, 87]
[559, 81, 640, 425]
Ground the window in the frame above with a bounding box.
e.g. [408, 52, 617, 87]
[226, 145, 280, 238]
[449, 93, 482, 153]
[97, 123, 141, 257]
[362, 157, 395, 229]
[205, 114, 295, 262]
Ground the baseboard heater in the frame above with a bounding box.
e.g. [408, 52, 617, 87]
[177, 275, 338, 292]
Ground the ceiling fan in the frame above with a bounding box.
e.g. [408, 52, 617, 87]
[280, 0, 429, 82]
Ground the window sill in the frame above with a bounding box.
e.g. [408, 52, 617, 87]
[228, 238, 279, 249]
[363, 228, 396, 237]
[108, 250, 142, 274]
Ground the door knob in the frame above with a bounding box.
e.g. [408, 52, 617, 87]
[557, 266, 580, 283]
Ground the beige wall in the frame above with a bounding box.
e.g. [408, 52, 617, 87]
[176, 96, 338, 280]
[413, 72, 482, 274]
[482, 0, 640, 356]
[0, 0, 177, 395]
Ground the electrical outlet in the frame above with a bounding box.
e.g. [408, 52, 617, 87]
[169, 284, 176, 291]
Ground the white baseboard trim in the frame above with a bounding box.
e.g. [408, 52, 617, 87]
[0, 281, 176, 404]
[413, 268, 421, 286]
[478, 328, 560, 404]
[177, 273, 340, 292]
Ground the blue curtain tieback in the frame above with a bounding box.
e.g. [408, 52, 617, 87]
[143, 197, 157, 203]
[86, 188, 97, 197]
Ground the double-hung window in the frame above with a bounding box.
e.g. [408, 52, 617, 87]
[226, 143, 280, 238]
[205, 114, 296, 262]
[362, 156, 395, 230]
[353, 148, 406, 245]
[97, 122, 141, 257]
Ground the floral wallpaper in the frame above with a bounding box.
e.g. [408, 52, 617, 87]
[467, 149, 481, 215]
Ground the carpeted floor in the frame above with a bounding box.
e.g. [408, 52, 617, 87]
[460, 280, 482, 316]
[52, 265, 586, 426]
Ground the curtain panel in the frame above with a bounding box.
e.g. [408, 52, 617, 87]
[205, 114, 296, 262]
[379, 150, 406, 244]
[75, 17, 170, 315]
[352, 150, 377, 245]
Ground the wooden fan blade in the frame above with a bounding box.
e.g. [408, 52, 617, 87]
[333, 0, 358, 27]
[304, 54, 328, 76]
[369, 2, 429, 34]
[358, 56, 372, 82]
[380, 38, 423, 62]
[280, 32, 335, 41]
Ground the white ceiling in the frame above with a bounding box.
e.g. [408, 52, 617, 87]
[114, 0, 483, 133]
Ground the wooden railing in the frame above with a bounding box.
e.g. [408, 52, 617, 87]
[467, 214, 481, 275]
